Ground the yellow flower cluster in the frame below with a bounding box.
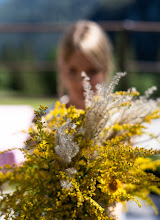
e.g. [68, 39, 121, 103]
[0, 93, 160, 219]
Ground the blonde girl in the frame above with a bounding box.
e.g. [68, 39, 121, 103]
[57, 20, 114, 109]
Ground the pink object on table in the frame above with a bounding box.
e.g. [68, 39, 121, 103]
[0, 105, 34, 166]
[0, 151, 15, 166]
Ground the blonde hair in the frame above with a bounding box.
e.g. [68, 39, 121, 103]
[57, 20, 114, 97]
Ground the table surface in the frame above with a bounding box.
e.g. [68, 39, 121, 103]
[120, 194, 160, 220]
[0, 105, 34, 164]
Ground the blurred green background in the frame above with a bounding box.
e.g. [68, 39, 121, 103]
[0, 0, 159, 109]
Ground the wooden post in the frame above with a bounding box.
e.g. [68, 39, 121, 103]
[117, 29, 129, 90]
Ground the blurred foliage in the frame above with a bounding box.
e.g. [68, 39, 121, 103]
[128, 72, 159, 97]
[0, 93, 56, 109]
[116, 71, 160, 98]
[0, 67, 11, 89]
[0, 43, 57, 97]
[0, 41, 160, 97]
[114, 31, 160, 96]
[0, 32, 159, 98]
[0, 0, 159, 98]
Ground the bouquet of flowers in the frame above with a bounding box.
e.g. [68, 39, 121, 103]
[0, 72, 160, 220]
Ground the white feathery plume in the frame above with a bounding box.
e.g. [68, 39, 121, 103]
[60, 168, 77, 190]
[81, 71, 94, 108]
[98, 72, 126, 96]
[116, 86, 158, 126]
[82, 72, 159, 142]
[55, 122, 79, 163]
[103, 87, 159, 141]
[83, 72, 128, 141]
[60, 167, 77, 189]
[144, 86, 157, 99]
[60, 180, 73, 189]
[65, 168, 77, 176]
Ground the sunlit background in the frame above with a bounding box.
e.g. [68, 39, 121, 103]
[0, 0, 159, 108]
[0, 1, 160, 219]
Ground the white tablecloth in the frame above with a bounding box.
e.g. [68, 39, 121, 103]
[0, 105, 34, 165]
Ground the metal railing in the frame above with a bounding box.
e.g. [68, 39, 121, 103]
[0, 21, 159, 91]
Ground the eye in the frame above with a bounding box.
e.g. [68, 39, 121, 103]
[69, 67, 77, 76]
[87, 69, 99, 77]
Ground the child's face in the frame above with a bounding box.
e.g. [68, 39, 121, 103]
[61, 50, 105, 102]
